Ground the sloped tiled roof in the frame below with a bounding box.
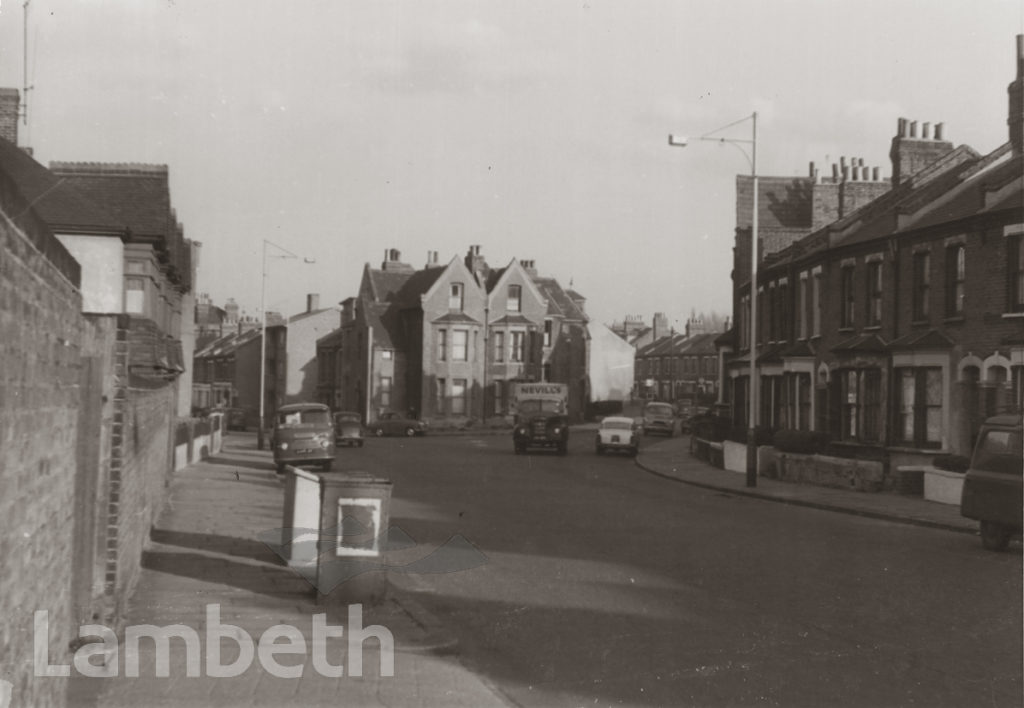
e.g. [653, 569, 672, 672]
[887, 329, 955, 351]
[366, 268, 413, 303]
[831, 333, 888, 354]
[394, 267, 446, 307]
[0, 138, 125, 233]
[49, 162, 173, 238]
[533, 277, 586, 321]
[434, 312, 481, 325]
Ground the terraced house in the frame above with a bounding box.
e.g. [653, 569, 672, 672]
[319, 246, 589, 423]
[719, 35, 1024, 469]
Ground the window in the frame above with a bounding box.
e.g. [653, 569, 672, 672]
[511, 331, 524, 362]
[508, 284, 522, 312]
[380, 376, 392, 407]
[438, 329, 447, 361]
[811, 271, 822, 336]
[798, 274, 809, 339]
[840, 369, 881, 442]
[125, 277, 145, 314]
[436, 378, 446, 415]
[778, 280, 790, 342]
[912, 252, 930, 321]
[449, 282, 464, 311]
[493, 331, 504, 362]
[381, 349, 393, 360]
[895, 367, 943, 448]
[1008, 233, 1024, 312]
[945, 245, 965, 316]
[543, 319, 552, 347]
[451, 379, 467, 415]
[866, 261, 882, 327]
[840, 266, 855, 329]
[452, 330, 468, 361]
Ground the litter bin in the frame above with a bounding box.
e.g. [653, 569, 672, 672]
[280, 467, 393, 606]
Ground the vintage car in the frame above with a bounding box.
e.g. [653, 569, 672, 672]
[642, 401, 676, 436]
[370, 411, 429, 437]
[960, 414, 1023, 551]
[595, 416, 640, 456]
[272, 402, 335, 474]
[333, 411, 365, 447]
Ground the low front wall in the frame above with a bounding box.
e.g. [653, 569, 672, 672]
[173, 413, 224, 471]
[776, 452, 887, 492]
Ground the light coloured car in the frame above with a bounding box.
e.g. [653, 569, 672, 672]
[595, 416, 640, 456]
[642, 401, 675, 437]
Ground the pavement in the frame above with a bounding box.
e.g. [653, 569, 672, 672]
[65, 434, 513, 708]
[634, 433, 980, 535]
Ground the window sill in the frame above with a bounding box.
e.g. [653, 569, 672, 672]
[838, 327, 855, 334]
[886, 445, 946, 454]
[1001, 312, 1024, 319]
[910, 320, 931, 327]
[942, 316, 965, 324]
[862, 325, 882, 332]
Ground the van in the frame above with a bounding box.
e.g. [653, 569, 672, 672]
[960, 414, 1023, 551]
[272, 402, 336, 474]
[642, 401, 676, 437]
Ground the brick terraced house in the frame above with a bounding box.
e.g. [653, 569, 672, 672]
[718, 35, 1024, 470]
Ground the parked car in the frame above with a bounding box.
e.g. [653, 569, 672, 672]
[960, 414, 1023, 551]
[595, 416, 640, 456]
[642, 401, 675, 436]
[371, 411, 428, 437]
[333, 411, 364, 447]
[272, 402, 335, 474]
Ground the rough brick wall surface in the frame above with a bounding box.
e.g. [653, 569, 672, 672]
[0, 210, 82, 707]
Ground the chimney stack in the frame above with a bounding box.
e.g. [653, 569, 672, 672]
[307, 293, 320, 313]
[0, 88, 19, 145]
[1009, 34, 1024, 155]
[890, 116, 954, 187]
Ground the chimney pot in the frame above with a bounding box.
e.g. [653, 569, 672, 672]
[873, 166, 880, 181]
[910, 120, 918, 138]
[923, 122, 931, 139]
[832, 164, 839, 181]
[934, 122, 944, 141]
[851, 165, 860, 181]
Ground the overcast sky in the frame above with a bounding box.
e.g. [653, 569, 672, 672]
[0, 1, 1022, 330]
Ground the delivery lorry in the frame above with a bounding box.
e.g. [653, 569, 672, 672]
[510, 382, 570, 455]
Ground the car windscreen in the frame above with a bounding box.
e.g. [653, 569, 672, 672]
[645, 405, 673, 416]
[973, 429, 1023, 475]
[335, 414, 360, 424]
[519, 400, 563, 415]
[602, 421, 633, 431]
[277, 409, 331, 426]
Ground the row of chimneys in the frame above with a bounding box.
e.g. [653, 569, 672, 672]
[385, 247, 541, 276]
[896, 118, 944, 140]
[809, 157, 884, 184]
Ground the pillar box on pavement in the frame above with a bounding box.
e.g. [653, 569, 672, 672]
[281, 467, 393, 606]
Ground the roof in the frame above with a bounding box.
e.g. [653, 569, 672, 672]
[434, 312, 481, 325]
[49, 162, 173, 239]
[831, 333, 888, 354]
[365, 267, 413, 303]
[0, 138, 126, 233]
[887, 329, 955, 351]
[533, 277, 586, 321]
[490, 313, 534, 326]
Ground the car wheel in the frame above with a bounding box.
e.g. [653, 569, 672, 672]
[405, 427, 416, 437]
[980, 521, 1013, 551]
[514, 443, 524, 455]
[557, 442, 568, 456]
[275, 463, 286, 475]
[322, 459, 333, 472]
[375, 428, 384, 437]
[595, 445, 604, 455]
[630, 447, 638, 457]
[358, 440, 364, 448]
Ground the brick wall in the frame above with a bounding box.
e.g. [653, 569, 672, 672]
[1, 200, 178, 706]
[0, 203, 82, 707]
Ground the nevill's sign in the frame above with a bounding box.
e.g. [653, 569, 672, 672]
[515, 384, 566, 396]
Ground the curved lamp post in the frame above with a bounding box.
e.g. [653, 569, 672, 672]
[668, 111, 759, 488]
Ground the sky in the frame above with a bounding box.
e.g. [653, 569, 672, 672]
[0, 1, 1022, 332]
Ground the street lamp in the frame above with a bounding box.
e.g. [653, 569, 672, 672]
[669, 111, 759, 488]
[257, 239, 315, 450]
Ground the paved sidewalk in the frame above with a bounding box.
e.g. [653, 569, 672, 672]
[66, 435, 510, 708]
[636, 435, 979, 535]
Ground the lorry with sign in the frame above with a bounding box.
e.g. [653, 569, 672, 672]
[510, 382, 570, 455]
